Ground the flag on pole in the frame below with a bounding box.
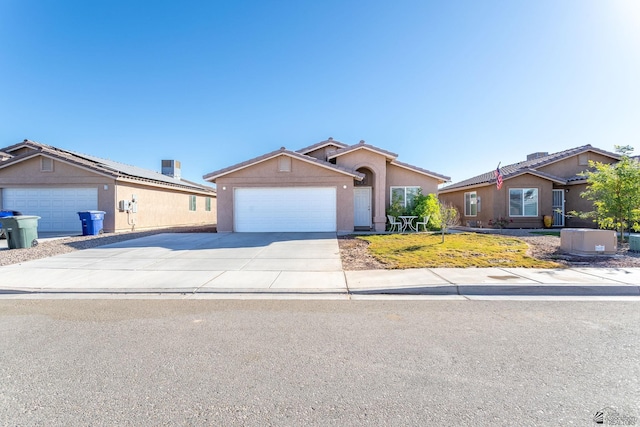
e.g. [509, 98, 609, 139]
[494, 163, 503, 190]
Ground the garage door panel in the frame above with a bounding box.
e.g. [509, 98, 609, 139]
[3, 188, 98, 232]
[235, 187, 336, 232]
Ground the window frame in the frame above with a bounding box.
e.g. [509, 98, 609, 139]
[205, 197, 211, 212]
[390, 186, 421, 209]
[509, 188, 539, 217]
[189, 195, 197, 211]
[464, 191, 477, 217]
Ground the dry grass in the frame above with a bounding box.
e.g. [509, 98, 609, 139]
[359, 232, 563, 269]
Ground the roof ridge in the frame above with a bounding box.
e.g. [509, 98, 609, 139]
[0, 140, 214, 193]
[441, 144, 620, 191]
[203, 147, 365, 181]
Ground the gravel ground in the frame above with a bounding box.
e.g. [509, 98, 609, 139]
[2, 225, 639, 269]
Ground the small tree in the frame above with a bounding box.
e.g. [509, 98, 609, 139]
[411, 191, 441, 230]
[439, 202, 460, 243]
[571, 145, 640, 242]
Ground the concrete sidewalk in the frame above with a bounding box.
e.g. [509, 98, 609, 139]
[1, 232, 639, 297]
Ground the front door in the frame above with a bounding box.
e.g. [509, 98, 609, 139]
[354, 187, 372, 228]
[552, 189, 565, 227]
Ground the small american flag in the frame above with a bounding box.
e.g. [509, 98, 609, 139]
[495, 163, 503, 190]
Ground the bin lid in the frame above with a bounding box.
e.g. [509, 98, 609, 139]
[0, 215, 40, 222]
[77, 211, 106, 214]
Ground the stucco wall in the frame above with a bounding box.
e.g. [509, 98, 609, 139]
[563, 183, 599, 228]
[440, 175, 556, 229]
[385, 163, 441, 206]
[214, 155, 354, 232]
[0, 155, 117, 225]
[0, 155, 216, 233]
[335, 150, 388, 231]
[113, 182, 216, 233]
[538, 152, 617, 177]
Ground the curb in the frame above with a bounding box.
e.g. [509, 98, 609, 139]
[1, 284, 639, 297]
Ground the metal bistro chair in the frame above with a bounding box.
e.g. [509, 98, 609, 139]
[415, 215, 431, 232]
[387, 215, 402, 233]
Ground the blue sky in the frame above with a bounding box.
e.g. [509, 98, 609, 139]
[1, 0, 638, 186]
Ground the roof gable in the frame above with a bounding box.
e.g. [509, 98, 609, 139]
[296, 137, 348, 155]
[327, 141, 398, 161]
[203, 147, 365, 182]
[0, 140, 215, 194]
[440, 144, 621, 192]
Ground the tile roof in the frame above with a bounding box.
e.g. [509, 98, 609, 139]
[203, 147, 366, 182]
[391, 159, 451, 182]
[440, 144, 621, 192]
[296, 137, 348, 154]
[327, 140, 399, 160]
[0, 140, 215, 194]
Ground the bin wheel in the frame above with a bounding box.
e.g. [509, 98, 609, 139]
[31, 239, 39, 247]
[98, 229, 104, 234]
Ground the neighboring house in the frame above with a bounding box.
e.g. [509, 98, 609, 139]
[204, 137, 450, 233]
[0, 140, 216, 233]
[438, 145, 621, 229]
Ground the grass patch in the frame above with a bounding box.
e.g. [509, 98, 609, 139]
[529, 231, 561, 237]
[359, 233, 562, 268]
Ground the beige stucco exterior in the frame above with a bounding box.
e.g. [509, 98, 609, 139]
[0, 154, 216, 233]
[439, 148, 619, 229]
[206, 141, 449, 233]
[214, 155, 354, 232]
[112, 180, 216, 232]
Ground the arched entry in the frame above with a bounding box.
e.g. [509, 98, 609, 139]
[354, 167, 374, 229]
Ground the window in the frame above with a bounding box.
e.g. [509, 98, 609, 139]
[205, 197, 212, 212]
[464, 191, 477, 216]
[189, 195, 196, 211]
[390, 186, 420, 208]
[509, 188, 538, 216]
[278, 156, 291, 172]
[41, 157, 53, 172]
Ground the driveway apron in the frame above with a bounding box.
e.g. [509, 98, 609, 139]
[0, 233, 347, 293]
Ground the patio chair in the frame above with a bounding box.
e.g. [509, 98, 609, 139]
[387, 215, 402, 233]
[415, 215, 431, 232]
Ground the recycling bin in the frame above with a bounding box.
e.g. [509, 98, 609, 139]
[0, 215, 40, 249]
[0, 210, 22, 239]
[77, 211, 106, 235]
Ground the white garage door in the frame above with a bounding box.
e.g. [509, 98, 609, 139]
[234, 187, 336, 232]
[2, 188, 98, 232]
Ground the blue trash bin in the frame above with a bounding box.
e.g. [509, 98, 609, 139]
[77, 211, 106, 235]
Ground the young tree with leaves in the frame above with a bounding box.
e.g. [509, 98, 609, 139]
[574, 145, 640, 242]
[411, 191, 441, 230]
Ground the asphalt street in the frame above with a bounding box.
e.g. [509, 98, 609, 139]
[1, 299, 638, 426]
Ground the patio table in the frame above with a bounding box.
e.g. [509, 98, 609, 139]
[398, 215, 418, 232]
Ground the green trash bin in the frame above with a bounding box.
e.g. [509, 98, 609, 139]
[0, 216, 40, 249]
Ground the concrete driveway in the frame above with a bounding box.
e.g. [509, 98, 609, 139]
[0, 233, 347, 294]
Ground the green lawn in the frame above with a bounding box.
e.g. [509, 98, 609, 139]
[529, 231, 561, 237]
[359, 233, 563, 269]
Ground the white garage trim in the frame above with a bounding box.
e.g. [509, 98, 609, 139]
[234, 187, 336, 232]
[2, 188, 98, 232]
